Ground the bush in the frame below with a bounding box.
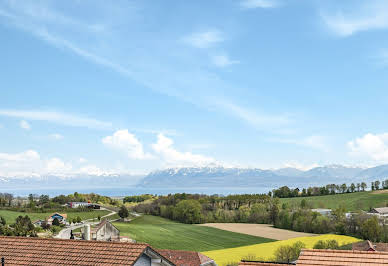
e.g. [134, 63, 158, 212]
[274, 241, 305, 263]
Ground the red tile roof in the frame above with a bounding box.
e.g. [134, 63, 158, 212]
[0, 236, 172, 265]
[157, 249, 214, 266]
[297, 249, 388, 265]
[353, 240, 388, 252]
[239, 261, 295, 266]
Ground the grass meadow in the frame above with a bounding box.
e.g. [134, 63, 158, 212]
[113, 215, 275, 251]
[280, 190, 388, 211]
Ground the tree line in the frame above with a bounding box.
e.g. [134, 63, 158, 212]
[272, 179, 388, 198]
[132, 192, 388, 243]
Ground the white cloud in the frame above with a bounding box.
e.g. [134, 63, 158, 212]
[240, 0, 280, 9]
[78, 164, 105, 176]
[0, 109, 111, 129]
[211, 55, 239, 67]
[152, 134, 215, 167]
[50, 133, 64, 140]
[0, 150, 40, 162]
[321, 1, 388, 37]
[102, 129, 152, 159]
[19, 120, 31, 130]
[79, 157, 87, 163]
[348, 133, 388, 162]
[183, 30, 224, 48]
[45, 158, 72, 174]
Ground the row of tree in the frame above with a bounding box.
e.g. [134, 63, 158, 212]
[132, 192, 388, 243]
[272, 182, 369, 198]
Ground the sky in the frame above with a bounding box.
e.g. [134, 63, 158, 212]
[1, 0, 388, 177]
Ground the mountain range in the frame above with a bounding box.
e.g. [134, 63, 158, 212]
[2, 164, 388, 194]
[139, 164, 388, 189]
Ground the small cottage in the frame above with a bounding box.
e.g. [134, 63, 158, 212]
[46, 213, 67, 225]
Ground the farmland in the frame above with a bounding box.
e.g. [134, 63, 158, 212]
[203, 234, 361, 266]
[280, 190, 388, 211]
[0, 209, 110, 223]
[199, 223, 316, 240]
[113, 215, 275, 251]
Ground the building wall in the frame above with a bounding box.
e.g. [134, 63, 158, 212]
[95, 222, 120, 241]
[134, 254, 152, 266]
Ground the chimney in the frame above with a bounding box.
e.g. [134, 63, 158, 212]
[84, 224, 91, 241]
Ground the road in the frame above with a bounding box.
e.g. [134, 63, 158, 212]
[55, 207, 117, 239]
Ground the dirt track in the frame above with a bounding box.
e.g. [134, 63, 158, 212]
[198, 223, 317, 240]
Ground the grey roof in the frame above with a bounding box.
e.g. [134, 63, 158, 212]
[373, 207, 388, 213]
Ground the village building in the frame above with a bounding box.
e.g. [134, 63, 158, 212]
[0, 236, 176, 265]
[32, 219, 44, 227]
[352, 240, 388, 252]
[369, 207, 388, 217]
[158, 249, 217, 266]
[81, 220, 120, 241]
[311, 209, 332, 216]
[46, 213, 67, 225]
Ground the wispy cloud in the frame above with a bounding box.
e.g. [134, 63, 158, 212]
[0, 109, 111, 129]
[211, 54, 239, 67]
[182, 30, 224, 48]
[240, 0, 280, 9]
[321, 1, 388, 37]
[0, 2, 294, 133]
[216, 101, 291, 130]
[19, 120, 31, 130]
[270, 135, 329, 152]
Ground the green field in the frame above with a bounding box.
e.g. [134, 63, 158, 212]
[113, 215, 275, 251]
[280, 191, 388, 211]
[0, 209, 110, 223]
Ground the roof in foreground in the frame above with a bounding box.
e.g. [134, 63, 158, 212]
[157, 249, 214, 266]
[297, 249, 388, 265]
[239, 261, 295, 266]
[352, 240, 388, 252]
[0, 236, 163, 265]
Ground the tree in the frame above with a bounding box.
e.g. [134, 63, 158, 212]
[361, 182, 367, 191]
[52, 218, 60, 226]
[174, 200, 202, 224]
[0, 216, 6, 226]
[371, 182, 375, 191]
[375, 181, 381, 190]
[340, 184, 347, 193]
[118, 205, 129, 219]
[361, 216, 382, 242]
[357, 183, 361, 192]
[350, 183, 356, 193]
[76, 216, 82, 223]
[12, 215, 36, 237]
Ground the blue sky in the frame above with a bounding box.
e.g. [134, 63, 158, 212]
[1, 0, 388, 177]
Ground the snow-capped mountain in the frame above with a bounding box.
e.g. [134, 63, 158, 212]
[138, 164, 388, 189]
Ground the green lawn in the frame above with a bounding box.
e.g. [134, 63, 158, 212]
[0, 209, 110, 223]
[113, 215, 275, 251]
[280, 191, 388, 211]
